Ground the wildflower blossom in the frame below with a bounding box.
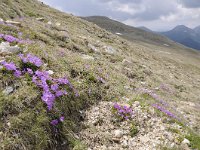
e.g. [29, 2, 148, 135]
[50, 119, 59, 126]
[60, 116, 64, 122]
[27, 68, 33, 75]
[113, 103, 133, 120]
[14, 70, 21, 77]
[19, 53, 43, 67]
[1, 61, 17, 71]
[152, 103, 176, 119]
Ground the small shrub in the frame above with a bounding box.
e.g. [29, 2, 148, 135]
[186, 132, 200, 149]
[130, 122, 139, 137]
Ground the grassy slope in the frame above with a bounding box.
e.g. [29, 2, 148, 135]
[0, 0, 200, 149]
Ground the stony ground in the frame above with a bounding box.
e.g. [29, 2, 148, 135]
[79, 101, 191, 150]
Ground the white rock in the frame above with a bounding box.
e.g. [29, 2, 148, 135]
[5, 20, 21, 26]
[115, 32, 122, 35]
[56, 22, 61, 26]
[134, 101, 140, 107]
[0, 18, 3, 22]
[36, 17, 45, 21]
[47, 70, 54, 75]
[182, 138, 190, 145]
[103, 46, 117, 54]
[3, 86, 14, 95]
[47, 21, 52, 25]
[0, 42, 21, 54]
[114, 130, 123, 138]
[88, 43, 99, 52]
[122, 140, 128, 148]
[81, 54, 94, 60]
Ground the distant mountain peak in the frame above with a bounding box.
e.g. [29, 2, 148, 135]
[173, 25, 191, 31]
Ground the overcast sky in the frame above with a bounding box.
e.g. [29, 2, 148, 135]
[40, 0, 200, 31]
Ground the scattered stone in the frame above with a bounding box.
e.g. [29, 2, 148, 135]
[36, 17, 45, 21]
[134, 101, 140, 107]
[0, 42, 21, 55]
[121, 140, 128, 148]
[113, 130, 123, 138]
[122, 59, 132, 66]
[140, 135, 150, 143]
[103, 46, 117, 54]
[57, 31, 69, 42]
[81, 54, 94, 60]
[0, 18, 4, 22]
[80, 101, 182, 150]
[88, 43, 99, 52]
[47, 21, 52, 25]
[47, 70, 54, 75]
[182, 138, 190, 145]
[5, 20, 21, 26]
[3, 86, 14, 95]
[56, 22, 61, 26]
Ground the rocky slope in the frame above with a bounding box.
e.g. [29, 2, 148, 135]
[0, 0, 200, 150]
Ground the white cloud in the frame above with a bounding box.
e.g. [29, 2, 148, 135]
[40, 0, 200, 31]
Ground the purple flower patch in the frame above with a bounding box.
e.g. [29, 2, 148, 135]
[113, 103, 134, 120]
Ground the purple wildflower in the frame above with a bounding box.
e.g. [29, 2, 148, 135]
[1, 61, 17, 71]
[113, 103, 133, 120]
[0, 34, 4, 38]
[27, 68, 33, 75]
[56, 77, 69, 85]
[3, 35, 17, 43]
[60, 116, 65, 122]
[55, 90, 67, 97]
[14, 70, 21, 77]
[50, 119, 59, 126]
[152, 103, 176, 119]
[19, 53, 43, 67]
[41, 91, 55, 110]
[51, 84, 59, 91]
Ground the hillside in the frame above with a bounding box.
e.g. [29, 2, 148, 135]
[82, 16, 194, 50]
[0, 0, 200, 150]
[161, 25, 200, 50]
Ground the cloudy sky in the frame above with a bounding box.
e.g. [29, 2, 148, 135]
[40, 0, 200, 31]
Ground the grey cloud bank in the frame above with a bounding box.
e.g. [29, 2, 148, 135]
[40, 0, 200, 31]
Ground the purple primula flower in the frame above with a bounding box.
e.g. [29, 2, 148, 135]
[56, 90, 64, 97]
[27, 68, 33, 75]
[113, 103, 133, 120]
[19, 53, 43, 67]
[14, 70, 21, 77]
[51, 84, 59, 91]
[152, 103, 176, 119]
[3, 35, 17, 43]
[42, 91, 55, 110]
[1, 61, 17, 71]
[60, 116, 65, 122]
[50, 119, 59, 126]
[0, 33, 4, 38]
[56, 77, 69, 85]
